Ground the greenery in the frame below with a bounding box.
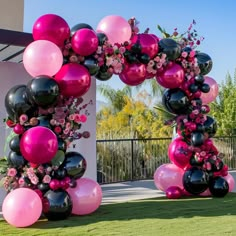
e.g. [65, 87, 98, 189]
[1, 193, 236, 235]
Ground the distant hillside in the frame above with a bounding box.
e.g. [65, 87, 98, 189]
[96, 100, 108, 113]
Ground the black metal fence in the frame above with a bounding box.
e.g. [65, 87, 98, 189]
[96, 136, 236, 184]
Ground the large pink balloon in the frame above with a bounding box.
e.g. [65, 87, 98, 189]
[154, 163, 184, 192]
[224, 173, 235, 192]
[20, 126, 58, 164]
[119, 63, 146, 86]
[54, 63, 91, 97]
[71, 29, 99, 56]
[33, 14, 70, 47]
[67, 178, 102, 215]
[156, 62, 185, 88]
[23, 40, 63, 77]
[200, 76, 219, 104]
[168, 138, 193, 169]
[96, 15, 132, 44]
[3, 188, 42, 227]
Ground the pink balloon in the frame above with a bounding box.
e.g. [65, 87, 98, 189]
[200, 76, 219, 104]
[96, 15, 132, 44]
[199, 188, 212, 197]
[154, 163, 184, 192]
[23, 40, 63, 77]
[156, 62, 185, 88]
[119, 63, 146, 86]
[67, 178, 102, 215]
[20, 126, 58, 164]
[166, 186, 182, 199]
[54, 63, 91, 97]
[71, 29, 99, 56]
[168, 138, 193, 169]
[224, 173, 235, 192]
[33, 14, 70, 47]
[3, 188, 42, 227]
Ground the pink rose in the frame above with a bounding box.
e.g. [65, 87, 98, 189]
[30, 175, 39, 185]
[43, 175, 51, 184]
[18, 178, 25, 185]
[7, 168, 17, 177]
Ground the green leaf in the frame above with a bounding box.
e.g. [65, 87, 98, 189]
[157, 24, 164, 33]
[51, 150, 65, 167]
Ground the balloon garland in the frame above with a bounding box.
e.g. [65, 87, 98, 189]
[1, 13, 233, 227]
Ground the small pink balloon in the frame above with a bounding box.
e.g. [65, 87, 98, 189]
[200, 76, 219, 104]
[224, 173, 235, 192]
[20, 126, 58, 164]
[13, 124, 25, 134]
[54, 63, 91, 97]
[119, 63, 146, 86]
[96, 15, 132, 44]
[199, 188, 212, 197]
[71, 29, 99, 56]
[23, 40, 63, 77]
[67, 178, 102, 215]
[166, 186, 182, 199]
[2, 188, 42, 227]
[156, 62, 185, 88]
[154, 163, 184, 192]
[49, 179, 60, 190]
[33, 14, 70, 47]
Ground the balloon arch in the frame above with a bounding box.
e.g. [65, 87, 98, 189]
[1, 14, 234, 227]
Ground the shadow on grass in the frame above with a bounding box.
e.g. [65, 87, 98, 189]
[29, 193, 236, 229]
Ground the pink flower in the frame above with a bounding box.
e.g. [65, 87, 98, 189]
[27, 167, 35, 175]
[30, 175, 39, 185]
[50, 119, 57, 126]
[7, 168, 17, 177]
[54, 126, 62, 134]
[43, 175, 51, 184]
[18, 178, 25, 185]
[38, 165, 44, 174]
[74, 114, 81, 123]
[181, 52, 188, 58]
[119, 46, 126, 54]
[200, 151, 206, 157]
[106, 57, 113, 66]
[59, 119, 66, 125]
[69, 114, 75, 121]
[19, 114, 28, 124]
[80, 114, 87, 123]
[189, 50, 195, 57]
[63, 128, 70, 135]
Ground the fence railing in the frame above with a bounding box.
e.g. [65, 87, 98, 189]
[96, 136, 236, 184]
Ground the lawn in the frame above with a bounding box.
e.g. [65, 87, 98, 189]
[1, 193, 236, 236]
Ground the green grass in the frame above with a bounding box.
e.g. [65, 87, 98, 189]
[1, 193, 236, 236]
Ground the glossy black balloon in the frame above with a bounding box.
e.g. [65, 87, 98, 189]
[57, 138, 67, 152]
[183, 167, 209, 195]
[162, 88, 191, 115]
[37, 115, 52, 128]
[188, 83, 199, 93]
[189, 156, 203, 167]
[37, 183, 50, 193]
[158, 38, 181, 60]
[194, 75, 205, 84]
[97, 32, 108, 46]
[204, 116, 217, 137]
[71, 23, 93, 36]
[5, 85, 37, 122]
[7, 150, 27, 168]
[9, 135, 21, 153]
[195, 52, 213, 75]
[95, 66, 113, 81]
[209, 177, 229, 197]
[200, 83, 210, 93]
[131, 43, 142, 54]
[84, 57, 99, 76]
[51, 168, 68, 180]
[62, 151, 87, 179]
[138, 53, 150, 64]
[26, 76, 60, 108]
[191, 131, 205, 146]
[182, 47, 192, 53]
[43, 189, 73, 221]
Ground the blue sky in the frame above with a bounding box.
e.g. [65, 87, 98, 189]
[24, 0, 236, 102]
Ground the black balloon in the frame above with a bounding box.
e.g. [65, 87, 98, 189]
[162, 88, 191, 115]
[84, 57, 99, 76]
[191, 131, 204, 146]
[7, 151, 27, 168]
[9, 135, 21, 153]
[194, 75, 205, 84]
[138, 54, 150, 64]
[183, 167, 209, 195]
[131, 43, 142, 54]
[195, 52, 213, 75]
[26, 76, 60, 108]
[189, 156, 203, 167]
[158, 38, 181, 60]
[97, 32, 108, 46]
[43, 189, 73, 221]
[200, 83, 210, 93]
[62, 151, 87, 179]
[52, 168, 67, 180]
[188, 83, 199, 93]
[204, 116, 217, 137]
[37, 183, 50, 193]
[95, 65, 113, 81]
[71, 23, 93, 36]
[37, 115, 52, 128]
[58, 138, 67, 152]
[209, 177, 229, 197]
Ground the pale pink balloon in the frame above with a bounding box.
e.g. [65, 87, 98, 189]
[67, 178, 102, 215]
[199, 188, 212, 197]
[166, 186, 182, 199]
[23, 40, 63, 77]
[224, 173, 235, 192]
[3, 188, 42, 227]
[200, 76, 219, 104]
[154, 163, 184, 192]
[156, 62, 185, 88]
[96, 15, 132, 44]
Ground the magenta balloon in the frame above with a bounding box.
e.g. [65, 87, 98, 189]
[166, 186, 182, 199]
[200, 76, 219, 104]
[156, 62, 185, 88]
[149, 34, 160, 43]
[224, 173, 235, 192]
[71, 29, 99, 56]
[20, 126, 58, 164]
[119, 63, 146, 86]
[23, 40, 63, 77]
[54, 63, 91, 97]
[67, 178, 103, 215]
[33, 14, 70, 47]
[3, 188, 42, 227]
[154, 163, 184, 192]
[96, 15, 132, 44]
[168, 138, 192, 169]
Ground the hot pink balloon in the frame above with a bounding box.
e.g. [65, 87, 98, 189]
[54, 63, 91, 97]
[168, 137, 193, 169]
[119, 63, 146, 86]
[166, 186, 182, 199]
[67, 178, 102, 215]
[20, 126, 58, 164]
[224, 173, 235, 192]
[154, 163, 184, 192]
[96, 15, 132, 44]
[156, 62, 185, 88]
[23, 40, 63, 77]
[2, 188, 42, 227]
[200, 76, 219, 104]
[71, 29, 99, 56]
[33, 14, 70, 47]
